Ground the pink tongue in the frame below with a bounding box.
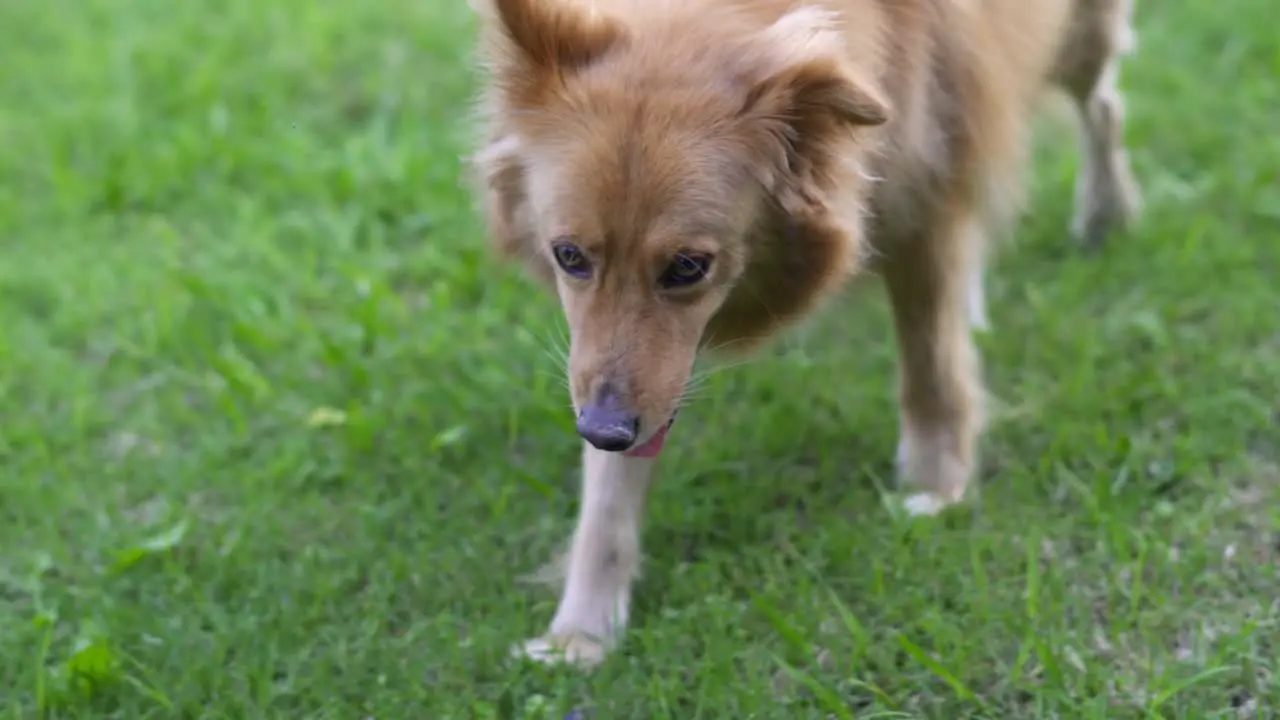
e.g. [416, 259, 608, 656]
[624, 420, 672, 458]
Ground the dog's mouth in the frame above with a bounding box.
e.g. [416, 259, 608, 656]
[623, 413, 677, 458]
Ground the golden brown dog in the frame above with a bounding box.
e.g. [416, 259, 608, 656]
[468, 0, 1142, 667]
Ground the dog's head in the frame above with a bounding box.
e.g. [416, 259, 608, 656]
[472, 0, 889, 454]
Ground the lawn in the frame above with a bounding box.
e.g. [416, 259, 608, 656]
[1, 0, 1277, 717]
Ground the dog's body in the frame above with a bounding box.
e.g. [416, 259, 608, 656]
[470, 0, 1142, 667]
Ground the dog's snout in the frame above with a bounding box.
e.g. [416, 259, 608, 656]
[576, 384, 640, 452]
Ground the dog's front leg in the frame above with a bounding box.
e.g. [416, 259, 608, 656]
[518, 443, 654, 668]
[884, 204, 986, 517]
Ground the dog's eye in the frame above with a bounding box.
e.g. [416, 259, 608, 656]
[660, 253, 712, 288]
[552, 241, 591, 278]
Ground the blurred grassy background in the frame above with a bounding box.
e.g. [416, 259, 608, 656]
[1, 0, 1277, 717]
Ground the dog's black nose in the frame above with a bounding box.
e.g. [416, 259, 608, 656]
[576, 389, 640, 452]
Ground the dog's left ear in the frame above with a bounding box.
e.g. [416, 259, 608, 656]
[741, 7, 890, 211]
[747, 7, 889, 125]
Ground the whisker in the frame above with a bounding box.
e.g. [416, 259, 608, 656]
[692, 354, 765, 380]
[532, 367, 570, 386]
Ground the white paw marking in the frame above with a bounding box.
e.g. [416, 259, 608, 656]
[514, 633, 609, 669]
[903, 492, 949, 517]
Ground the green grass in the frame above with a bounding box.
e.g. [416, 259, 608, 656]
[1, 0, 1277, 717]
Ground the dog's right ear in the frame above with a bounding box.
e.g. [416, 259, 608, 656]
[470, 133, 555, 286]
[472, 0, 625, 80]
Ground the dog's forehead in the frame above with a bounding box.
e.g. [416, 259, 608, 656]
[537, 97, 748, 248]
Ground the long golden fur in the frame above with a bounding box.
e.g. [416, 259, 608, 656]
[469, 0, 1142, 667]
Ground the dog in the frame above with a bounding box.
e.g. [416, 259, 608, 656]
[467, 0, 1143, 668]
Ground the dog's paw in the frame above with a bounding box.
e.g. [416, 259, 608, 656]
[1071, 163, 1143, 248]
[902, 491, 954, 517]
[894, 434, 972, 513]
[513, 632, 610, 670]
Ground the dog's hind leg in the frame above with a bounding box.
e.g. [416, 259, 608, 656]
[516, 444, 653, 668]
[885, 204, 987, 517]
[1054, 0, 1143, 247]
